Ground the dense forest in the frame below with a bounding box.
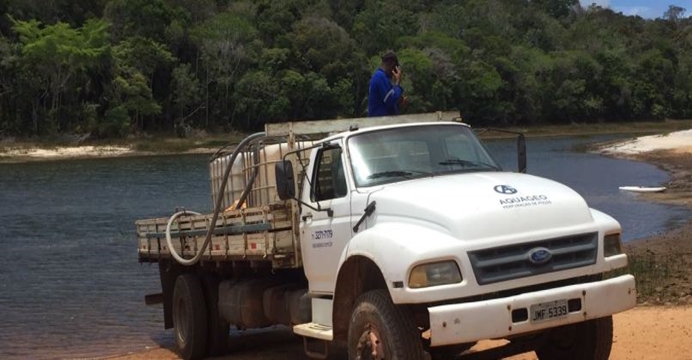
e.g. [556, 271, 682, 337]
[0, 0, 690, 138]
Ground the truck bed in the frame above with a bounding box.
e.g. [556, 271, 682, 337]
[136, 203, 298, 268]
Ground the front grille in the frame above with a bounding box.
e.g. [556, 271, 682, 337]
[468, 232, 598, 285]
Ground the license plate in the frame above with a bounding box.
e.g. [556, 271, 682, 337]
[530, 299, 568, 323]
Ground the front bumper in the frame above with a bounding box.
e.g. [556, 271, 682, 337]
[428, 274, 636, 346]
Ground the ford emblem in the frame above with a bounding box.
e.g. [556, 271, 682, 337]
[528, 247, 552, 265]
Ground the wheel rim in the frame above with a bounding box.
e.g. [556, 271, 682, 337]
[355, 322, 386, 360]
[174, 296, 188, 345]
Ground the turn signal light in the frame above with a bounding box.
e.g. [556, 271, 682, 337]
[604, 233, 622, 257]
[409, 261, 462, 289]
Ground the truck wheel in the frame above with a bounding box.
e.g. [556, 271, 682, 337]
[348, 289, 427, 360]
[173, 274, 208, 360]
[536, 316, 613, 360]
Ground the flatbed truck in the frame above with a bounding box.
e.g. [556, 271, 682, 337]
[136, 111, 636, 360]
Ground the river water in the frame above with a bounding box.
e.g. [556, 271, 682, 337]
[0, 136, 689, 359]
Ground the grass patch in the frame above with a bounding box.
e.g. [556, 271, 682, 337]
[616, 250, 692, 304]
[126, 133, 247, 153]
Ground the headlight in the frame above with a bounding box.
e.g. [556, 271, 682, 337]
[604, 233, 622, 257]
[408, 261, 462, 289]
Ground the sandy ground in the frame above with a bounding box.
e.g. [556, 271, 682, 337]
[109, 307, 692, 360]
[599, 129, 692, 155]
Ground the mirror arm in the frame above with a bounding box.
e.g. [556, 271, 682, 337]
[476, 128, 527, 173]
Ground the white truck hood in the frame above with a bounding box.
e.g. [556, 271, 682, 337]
[369, 172, 593, 240]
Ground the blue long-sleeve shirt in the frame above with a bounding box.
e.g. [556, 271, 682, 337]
[368, 68, 403, 117]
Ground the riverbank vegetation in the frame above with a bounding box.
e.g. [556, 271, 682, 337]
[2, 118, 692, 157]
[1, 1, 692, 138]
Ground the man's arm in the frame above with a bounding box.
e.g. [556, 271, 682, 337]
[381, 67, 404, 113]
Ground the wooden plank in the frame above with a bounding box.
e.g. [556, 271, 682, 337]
[138, 229, 297, 267]
[264, 111, 461, 137]
[136, 206, 291, 229]
[138, 230, 295, 257]
[145, 222, 273, 239]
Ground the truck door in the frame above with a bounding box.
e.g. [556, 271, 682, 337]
[300, 144, 351, 294]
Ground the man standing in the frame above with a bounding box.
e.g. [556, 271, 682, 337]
[368, 51, 405, 117]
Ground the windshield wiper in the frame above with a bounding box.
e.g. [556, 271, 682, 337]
[439, 159, 501, 170]
[367, 170, 433, 180]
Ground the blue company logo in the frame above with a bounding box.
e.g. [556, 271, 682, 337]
[527, 247, 553, 265]
[494, 185, 517, 195]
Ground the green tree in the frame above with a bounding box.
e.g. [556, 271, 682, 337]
[191, 11, 261, 127]
[287, 16, 367, 115]
[352, 1, 419, 55]
[664, 5, 685, 22]
[171, 63, 202, 128]
[12, 18, 109, 134]
[109, 36, 174, 132]
[103, 0, 180, 42]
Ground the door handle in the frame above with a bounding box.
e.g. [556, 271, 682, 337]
[302, 213, 313, 221]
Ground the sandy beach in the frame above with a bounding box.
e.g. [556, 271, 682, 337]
[0, 144, 135, 161]
[0, 142, 221, 163]
[109, 306, 692, 360]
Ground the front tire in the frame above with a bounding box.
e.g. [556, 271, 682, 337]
[172, 274, 208, 360]
[536, 316, 613, 360]
[347, 289, 427, 360]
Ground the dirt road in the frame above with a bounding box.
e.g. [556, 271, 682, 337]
[112, 306, 691, 360]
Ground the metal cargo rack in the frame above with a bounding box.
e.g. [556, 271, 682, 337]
[136, 204, 297, 268]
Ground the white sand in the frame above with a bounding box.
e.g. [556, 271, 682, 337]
[3, 129, 691, 161]
[1, 145, 133, 159]
[599, 129, 692, 155]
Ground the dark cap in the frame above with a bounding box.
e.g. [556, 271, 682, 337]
[381, 51, 399, 66]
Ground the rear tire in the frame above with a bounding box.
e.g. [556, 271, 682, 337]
[536, 316, 613, 360]
[173, 274, 208, 360]
[347, 289, 428, 360]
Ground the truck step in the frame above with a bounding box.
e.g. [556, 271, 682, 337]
[293, 322, 333, 341]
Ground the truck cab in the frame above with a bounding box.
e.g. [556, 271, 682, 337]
[282, 120, 635, 359]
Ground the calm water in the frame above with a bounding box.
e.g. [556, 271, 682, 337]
[0, 136, 689, 359]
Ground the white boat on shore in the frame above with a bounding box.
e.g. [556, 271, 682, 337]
[619, 186, 667, 193]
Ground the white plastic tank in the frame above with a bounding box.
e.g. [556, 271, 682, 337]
[209, 153, 246, 211]
[209, 141, 315, 211]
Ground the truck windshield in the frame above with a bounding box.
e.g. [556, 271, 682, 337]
[348, 124, 500, 187]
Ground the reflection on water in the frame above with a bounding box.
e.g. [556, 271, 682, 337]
[0, 137, 689, 359]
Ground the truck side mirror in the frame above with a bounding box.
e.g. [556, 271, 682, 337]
[518, 134, 527, 173]
[275, 160, 296, 200]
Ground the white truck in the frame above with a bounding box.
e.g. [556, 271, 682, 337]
[136, 111, 636, 360]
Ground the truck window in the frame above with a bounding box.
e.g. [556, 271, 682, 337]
[312, 147, 348, 202]
[444, 132, 479, 162]
[348, 124, 499, 187]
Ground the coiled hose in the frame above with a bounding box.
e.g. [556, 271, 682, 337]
[165, 132, 266, 266]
